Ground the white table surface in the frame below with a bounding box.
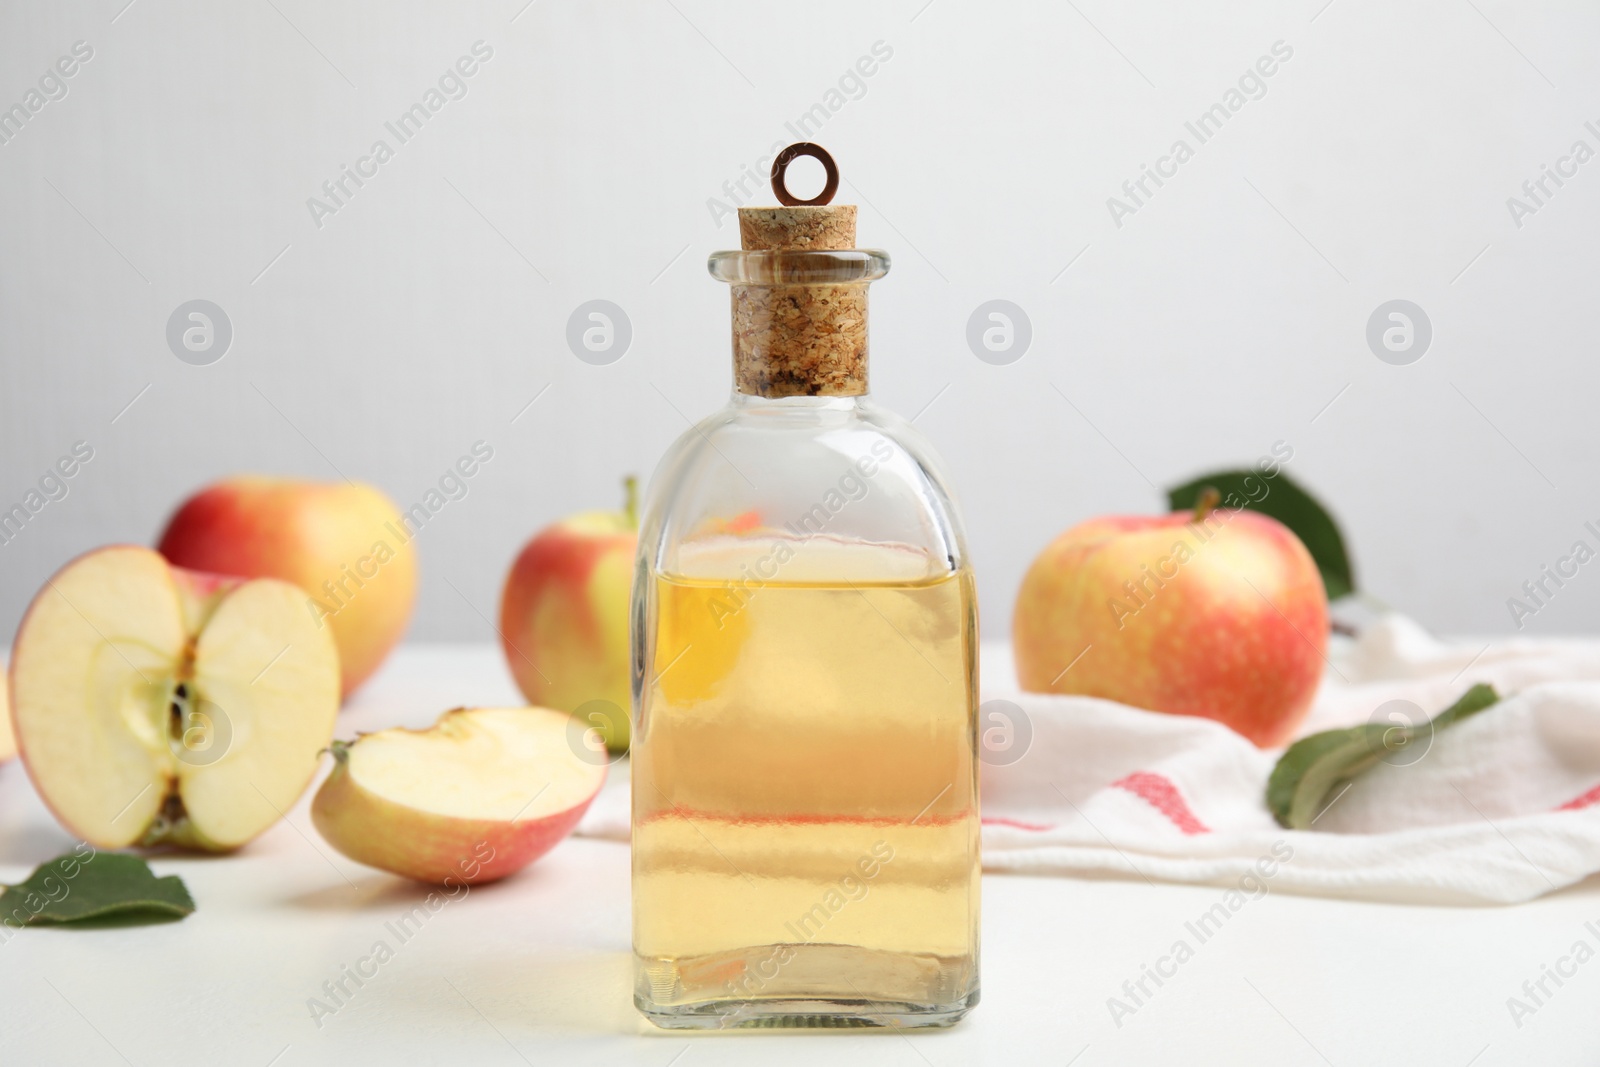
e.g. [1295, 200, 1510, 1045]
[3, 644, 1598, 1066]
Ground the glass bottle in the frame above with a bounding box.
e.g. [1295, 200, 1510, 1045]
[630, 145, 980, 1029]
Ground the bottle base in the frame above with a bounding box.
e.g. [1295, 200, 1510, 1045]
[636, 989, 979, 1030]
[634, 943, 978, 1030]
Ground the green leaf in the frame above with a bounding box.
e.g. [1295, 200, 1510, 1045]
[1428, 683, 1501, 730]
[1167, 469, 1355, 600]
[0, 851, 195, 928]
[1267, 684, 1501, 829]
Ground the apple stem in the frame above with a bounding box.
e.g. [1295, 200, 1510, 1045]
[1191, 486, 1222, 524]
[623, 475, 639, 529]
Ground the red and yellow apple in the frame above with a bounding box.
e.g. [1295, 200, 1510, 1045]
[10, 545, 340, 849]
[311, 706, 605, 885]
[158, 477, 417, 697]
[499, 479, 636, 752]
[1013, 498, 1328, 747]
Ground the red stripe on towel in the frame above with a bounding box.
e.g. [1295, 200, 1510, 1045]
[1556, 782, 1600, 811]
[982, 816, 1057, 832]
[1111, 771, 1210, 834]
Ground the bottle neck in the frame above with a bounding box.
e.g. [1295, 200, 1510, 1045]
[729, 280, 870, 398]
[728, 391, 867, 411]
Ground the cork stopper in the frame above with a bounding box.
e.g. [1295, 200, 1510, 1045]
[727, 144, 872, 399]
[738, 205, 858, 251]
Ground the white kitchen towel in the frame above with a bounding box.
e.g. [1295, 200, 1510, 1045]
[577, 616, 1600, 904]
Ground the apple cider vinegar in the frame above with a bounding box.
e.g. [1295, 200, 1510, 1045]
[632, 143, 979, 1027]
[632, 539, 979, 1025]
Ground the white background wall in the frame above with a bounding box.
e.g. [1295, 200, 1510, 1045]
[1, 0, 1596, 646]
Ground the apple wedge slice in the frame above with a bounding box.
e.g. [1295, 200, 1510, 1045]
[10, 545, 340, 850]
[312, 707, 605, 885]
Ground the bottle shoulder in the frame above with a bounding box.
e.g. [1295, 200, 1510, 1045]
[638, 396, 969, 579]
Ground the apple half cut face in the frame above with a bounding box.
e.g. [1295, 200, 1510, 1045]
[312, 707, 606, 885]
[9, 545, 340, 850]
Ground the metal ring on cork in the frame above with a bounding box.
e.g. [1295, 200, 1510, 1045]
[770, 143, 840, 206]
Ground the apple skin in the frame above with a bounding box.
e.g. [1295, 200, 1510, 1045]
[1013, 508, 1328, 748]
[158, 477, 417, 697]
[499, 506, 635, 752]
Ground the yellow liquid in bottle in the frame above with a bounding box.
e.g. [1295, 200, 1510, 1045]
[632, 537, 980, 1028]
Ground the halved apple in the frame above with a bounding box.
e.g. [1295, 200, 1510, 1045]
[10, 545, 340, 850]
[311, 706, 605, 885]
